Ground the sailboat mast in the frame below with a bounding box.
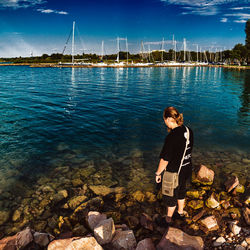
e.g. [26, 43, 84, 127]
[161, 37, 164, 63]
[126, 37, 128, 65]
[183, 38, 186, 61]
[117, 37, 120, 63]
[72, 21, 75, 65]
[101, 40, 104, 60]
[197, 45, 199, 62]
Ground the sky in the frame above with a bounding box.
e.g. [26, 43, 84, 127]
[0, 0, 249, 57]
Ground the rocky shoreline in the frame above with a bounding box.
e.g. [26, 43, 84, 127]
[0, 160, 249, 249]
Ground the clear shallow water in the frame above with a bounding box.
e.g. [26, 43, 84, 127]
[0, 66, 249, 192]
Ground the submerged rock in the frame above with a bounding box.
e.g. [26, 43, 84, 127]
[186, 190, 206, 199]
[68, 195, 88, 210]
[0, 210, 10, 226]
[131, 190, 145, 202]
[187, 200, 204, 210]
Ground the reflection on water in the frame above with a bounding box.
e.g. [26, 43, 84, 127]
[238, 70, 250, 125]
[0, 66, 249, 194]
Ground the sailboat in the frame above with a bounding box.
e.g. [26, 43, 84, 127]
[59, 21, 92, 66]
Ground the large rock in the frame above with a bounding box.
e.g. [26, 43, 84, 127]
[94, 218, 115, 245]
[140, 213, 153, 231]
[225, 175, 239, 192]
[205, 192, 220, 209]
[243, 207, 250, 225]
[0, 235, 16, 250]
[87, 211, 107, 231]
[192, 165, 214, 185]
[16, 227, 33, 249]
[199, 216, 219, 233]
[111, 230, 137, 250]
[136, 238, 155, 250]
[69, 237, 103, 250]
[156, 227, 204, 250]
[48, 237, 103, 250]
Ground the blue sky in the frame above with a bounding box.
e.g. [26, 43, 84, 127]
[0, 0, 249, 57]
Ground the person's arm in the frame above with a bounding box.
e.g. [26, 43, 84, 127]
[155, 158, 168, 183]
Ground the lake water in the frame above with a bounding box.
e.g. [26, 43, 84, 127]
[0, 66, 249, 233]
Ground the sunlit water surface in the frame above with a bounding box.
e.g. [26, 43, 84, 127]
[0, 66, 249, 193]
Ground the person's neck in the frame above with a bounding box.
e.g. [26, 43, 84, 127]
[171, 123, 179, 130]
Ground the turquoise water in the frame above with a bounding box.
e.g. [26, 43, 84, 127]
[0, 66, 249, 192]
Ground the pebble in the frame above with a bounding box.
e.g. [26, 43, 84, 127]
[213, 236, 226, 247]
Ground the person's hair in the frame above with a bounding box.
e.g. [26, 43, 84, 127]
[163, 106, 184, 126]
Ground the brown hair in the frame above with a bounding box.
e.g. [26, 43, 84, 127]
[163, 106, 184, 126]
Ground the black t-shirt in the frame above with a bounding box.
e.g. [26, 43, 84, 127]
[159, 125, 193, 172]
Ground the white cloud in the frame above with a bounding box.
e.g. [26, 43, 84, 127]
[0, 0, 45, 9]
[160, 0, 250, 16]
[181, 6, 218, 15]
[37, 8, 68, 15]
[220, 17, 228, 22]
[234, 19, 247, 23]
[224, 13, 250, 24]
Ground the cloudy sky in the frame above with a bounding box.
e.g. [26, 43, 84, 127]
[0, 0, 249, 57]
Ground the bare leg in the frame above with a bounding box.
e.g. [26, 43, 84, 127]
[177, 199, 185, 214]
[166, 206, 176, 222]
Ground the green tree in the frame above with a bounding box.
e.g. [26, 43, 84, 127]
[245, 19, 250, 63]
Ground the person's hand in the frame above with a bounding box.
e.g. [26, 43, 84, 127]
[155, 175, 161, 183]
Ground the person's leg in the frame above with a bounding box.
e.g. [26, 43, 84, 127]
[177, 199, 185, 214]
[166, 206, 176, 222]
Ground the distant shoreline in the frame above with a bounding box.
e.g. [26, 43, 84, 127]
[0, 63, 249, 69]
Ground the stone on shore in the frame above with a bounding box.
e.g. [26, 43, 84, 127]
[16, 227, 33, 249]
[243, 207, 250, 225]
[0, 235, 16, 250]
[200, 216, 219, 233]
[156, 226, 204, 250]
[136, 238, 155, 250]
[111, 230, 137, 250]
[205, 192, 220, 209]
[229, 221, 241, 235]
[225, 174, 239, 192]
[48, 236, 103, 250]
[33, 232, 54, 247]
[140, 213, 153, 231]
[94, 218, 115, 245]
[213, 236, 226, 247]
[87, 211, 107, 231]
[192, 165, 214, 185]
